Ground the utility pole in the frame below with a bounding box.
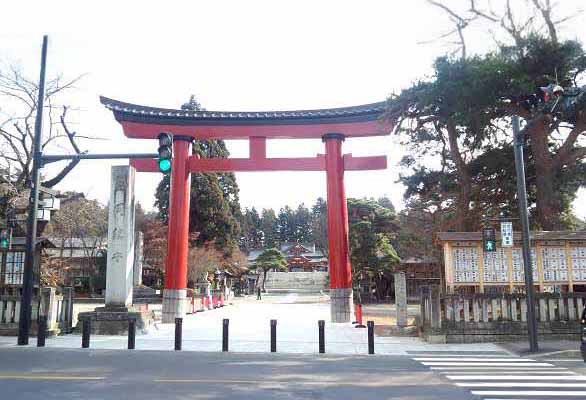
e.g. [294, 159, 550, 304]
[512, 115, 539, 353]
[15, 37, 162, 345]
[18, 35, 48, 345]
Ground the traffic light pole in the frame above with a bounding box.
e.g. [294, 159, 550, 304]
[18, 36, 48, 345]
[512, 115, 539, 353]
[16, 37, 161, 344]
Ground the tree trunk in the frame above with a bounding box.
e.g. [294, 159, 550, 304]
[262, 269, 268, 292]
[446, 118, 473, 230]
[529, 118, 562, 230]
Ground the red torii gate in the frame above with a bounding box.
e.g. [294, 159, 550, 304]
[101, 96, 391, 323]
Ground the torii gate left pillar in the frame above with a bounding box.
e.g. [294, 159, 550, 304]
[162, 137, 192, 323]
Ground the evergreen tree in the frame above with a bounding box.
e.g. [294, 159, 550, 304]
[240, 207, 263, 251]
[388, 1, 586, 230]
[311, 197, 328, 257]
[260, 208, 279, 248]
[155, 96, 241, 255]
[277, 206, 296, 244]
[253, 248, 288, 291]
[347, 198, 400, 300]
[293, 203, 313, 243]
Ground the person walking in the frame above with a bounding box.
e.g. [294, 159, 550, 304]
[257, 287, 262, 300]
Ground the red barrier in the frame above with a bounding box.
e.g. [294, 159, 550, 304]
[355, 304, 366, 328]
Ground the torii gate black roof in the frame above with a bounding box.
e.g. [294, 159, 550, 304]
[100, 96, 387, 126]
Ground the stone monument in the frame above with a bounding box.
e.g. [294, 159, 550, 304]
[78, 166, 153, 334]
[394, 272, 408, 327]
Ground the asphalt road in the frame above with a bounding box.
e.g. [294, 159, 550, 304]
[0, 347, 474, 400]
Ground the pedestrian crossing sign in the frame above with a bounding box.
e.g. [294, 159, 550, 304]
[482, 227, 497, 253]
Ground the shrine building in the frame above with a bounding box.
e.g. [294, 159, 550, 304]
[438, 231, 586, 294]
[248, 243, 328, 272]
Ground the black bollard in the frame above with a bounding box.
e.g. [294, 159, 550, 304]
[222, 319, 229, 352]
[82, 319, 91, 349]
[270, 319, 277, 353]
[367, 320, 375, 354]
[318, 320, 325, 354]
[37, 316, 47, 347]
[580, 307, 586, 363]
[128, 319, 136, 350]
[175, 317, 183, 351]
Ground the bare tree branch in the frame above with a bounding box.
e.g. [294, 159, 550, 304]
[531, 0, 558, 44]
[1, 62, 91, 190]
[427, 0, 471, 59]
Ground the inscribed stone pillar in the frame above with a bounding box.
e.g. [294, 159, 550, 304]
[394, 272, 408, 327]
[133, 231, 144, 286]
[105, 165, 136, 308]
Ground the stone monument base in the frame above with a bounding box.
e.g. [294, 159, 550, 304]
[77, 306, 154, 335]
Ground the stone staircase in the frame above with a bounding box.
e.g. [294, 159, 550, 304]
[262, 271, 328, 293]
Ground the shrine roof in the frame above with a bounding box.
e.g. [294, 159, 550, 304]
[101, 96, 386, 125]
[437, 231, 586, 242]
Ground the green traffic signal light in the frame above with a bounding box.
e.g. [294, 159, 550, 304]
[158, 159, 172, 173]
[0, 228, 9, 249]
[157, 132, 173, 174]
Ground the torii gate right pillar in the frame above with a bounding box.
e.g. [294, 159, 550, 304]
[323, 133, 353, 323]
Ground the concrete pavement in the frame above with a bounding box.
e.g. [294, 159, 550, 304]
[2, 293, 585, 399]
[0, 293, 505, 354]
[0, 347, 475, 400]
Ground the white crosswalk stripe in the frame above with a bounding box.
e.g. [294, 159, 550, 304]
[409, 351, 586, 399]
[447, 375, 586, 380]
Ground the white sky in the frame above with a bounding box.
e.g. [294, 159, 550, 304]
[1, 0, 585, 218]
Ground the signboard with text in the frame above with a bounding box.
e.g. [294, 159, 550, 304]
[501, 222, 514, 247]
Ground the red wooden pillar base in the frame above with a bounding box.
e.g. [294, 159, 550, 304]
[323, 133, 353, 323]
[162, 137, 192, 323]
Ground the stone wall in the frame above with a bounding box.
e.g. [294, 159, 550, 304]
[263, 271, 328, 293]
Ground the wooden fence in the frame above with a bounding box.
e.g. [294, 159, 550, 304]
[419, 286, 586, 343]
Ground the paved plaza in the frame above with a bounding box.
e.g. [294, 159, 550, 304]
[2, 293, 504, 354]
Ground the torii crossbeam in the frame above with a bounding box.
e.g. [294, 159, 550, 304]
[101, 96, 391, 323]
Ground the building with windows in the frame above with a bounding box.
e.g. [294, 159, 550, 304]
[438, 231, 586, 294]
[45, 237, 106, 291]
[248, 243, 328, 272]
[0, 237, 55, 295]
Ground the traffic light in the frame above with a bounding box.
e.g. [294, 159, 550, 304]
[157, 132, 173, 173]
[482, 227, 497, 252]
[0, 227, 11, 250]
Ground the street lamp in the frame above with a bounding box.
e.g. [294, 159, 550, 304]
[512, 115, 539, 353]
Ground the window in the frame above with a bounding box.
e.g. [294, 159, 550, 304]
[4, 251, 25, 285]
